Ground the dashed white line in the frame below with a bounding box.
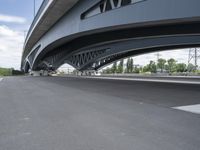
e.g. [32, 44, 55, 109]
[173, 104, 200, 114]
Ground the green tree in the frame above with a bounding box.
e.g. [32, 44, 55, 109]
[111, 62, 117, 73]
[164, 64, 169, 72]
[176, 63, 187, 72]
[133, 66, 141, 74]
[142, 65, 149, 73]
[167, 58, 176, 73]
[126, 58, 134, 73]
[130, 58, 134, 73]
[142, 61, 156, 73]
[157, 58, 166, 73]
[117, 59, 124, 73]
[149, 61, 157, 73]
[126, 58, 131, 73]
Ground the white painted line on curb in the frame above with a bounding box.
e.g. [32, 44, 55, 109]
[173, 104, 200, 114]
[81, 76, 200, 85]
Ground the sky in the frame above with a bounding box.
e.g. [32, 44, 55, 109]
[0, 0, 198, 70]
[0, 0, 42, 69]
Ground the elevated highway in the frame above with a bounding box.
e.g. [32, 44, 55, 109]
[21, 0, 200, 72]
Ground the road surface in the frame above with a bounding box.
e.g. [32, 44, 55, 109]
[0, 76, 199, 150]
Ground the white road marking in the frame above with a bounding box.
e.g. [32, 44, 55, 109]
[81, 76, 200, 85]
[0, 78, 3, 82]
[22, 132, 32, 136]
[173, 104, 200, 114]
[23, 117, 30, 121]
[19, 117, 30, 121]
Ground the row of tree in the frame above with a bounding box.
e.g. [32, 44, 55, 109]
[102, 58, 197, 74]
[0, 68, 13, 76]
[0, 68, 24, 76]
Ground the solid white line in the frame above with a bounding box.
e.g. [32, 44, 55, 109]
[81, 76, 200, 85]
[173, 104, 200, 114]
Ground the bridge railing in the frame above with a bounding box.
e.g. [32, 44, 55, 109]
[24, 0, 51, 45]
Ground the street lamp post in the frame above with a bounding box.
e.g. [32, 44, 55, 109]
[34, 0, 36, 18]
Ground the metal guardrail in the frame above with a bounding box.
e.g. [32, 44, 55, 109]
[24, 0, 50, 45]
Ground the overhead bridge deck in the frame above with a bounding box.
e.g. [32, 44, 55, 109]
[22, 0, 200, 72]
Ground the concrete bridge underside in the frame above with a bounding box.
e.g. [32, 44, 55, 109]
[22, 0, 200, 73]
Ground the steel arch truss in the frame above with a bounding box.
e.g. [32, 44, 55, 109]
[65, 48, 109, 70]
[37, 50, 67, 70]
[63, 34, 200, 71]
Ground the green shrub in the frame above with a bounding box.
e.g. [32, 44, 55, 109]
[0, 68, 12, 76]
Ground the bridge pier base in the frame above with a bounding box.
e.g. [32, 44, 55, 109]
[30, 70, 49, 76]
[79, 70, 98, 76]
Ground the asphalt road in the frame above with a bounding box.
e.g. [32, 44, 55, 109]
[0, 76, 199, 150]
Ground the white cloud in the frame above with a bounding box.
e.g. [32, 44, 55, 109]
[0, 14, 26, 24]
[0, 25, 17, 36]
[0, 25, 24, 69]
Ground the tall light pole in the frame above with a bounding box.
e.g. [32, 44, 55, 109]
[34, 0, 36, 18]
[23, 30, 27, 42]
[155, 52, 161, 63]
[155, 52, 161, 73]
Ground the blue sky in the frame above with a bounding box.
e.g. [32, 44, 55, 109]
[0, 0, 43, 69]
[0, 0, 197, 70]
[0, 0, 42, 27]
